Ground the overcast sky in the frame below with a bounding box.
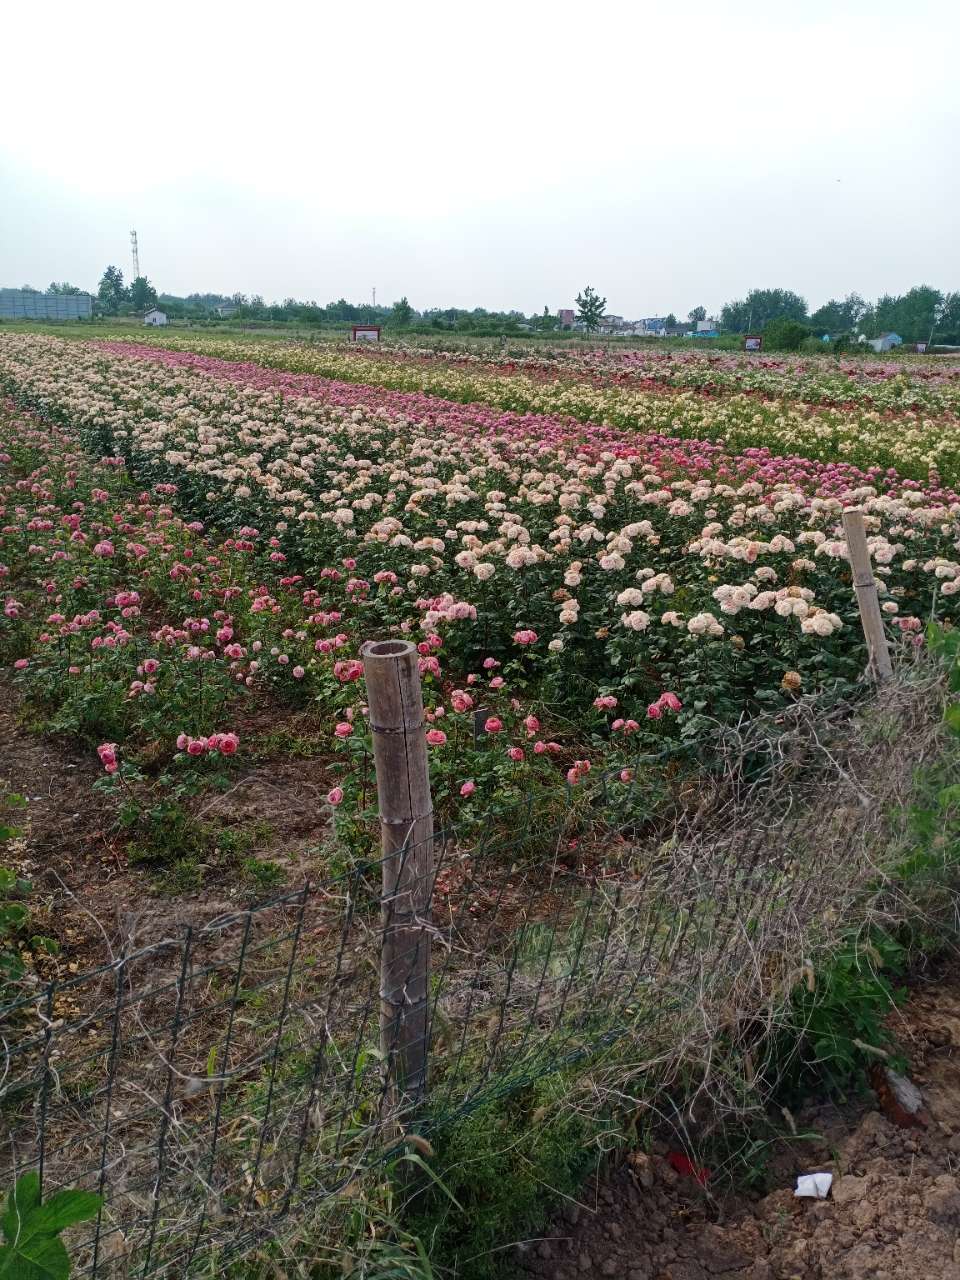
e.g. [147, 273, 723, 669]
[2, 0, 957, 318]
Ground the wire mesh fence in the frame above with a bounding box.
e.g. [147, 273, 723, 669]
[0, 675, 944, 1276]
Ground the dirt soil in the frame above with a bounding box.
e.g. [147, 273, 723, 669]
[515, 965, 960, 1280]
[0, 696, 332, 976]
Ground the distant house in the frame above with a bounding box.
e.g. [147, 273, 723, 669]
[143, 308, 168, 327]
[557, 308, 575, 329]
[638, 316, 669, 336]
[862, 332, 902, 353]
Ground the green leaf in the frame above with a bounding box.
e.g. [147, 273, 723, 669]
[0, 1177, 100, 1280]
[0, 1234, 71, 1280]
[27, 1191, 102, 1236]
[2, 1174, 41, 1243]
[945, 704, 960, 736]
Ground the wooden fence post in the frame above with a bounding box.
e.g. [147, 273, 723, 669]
[842, 508, 893, 681]
[361, 639, 434, 1116]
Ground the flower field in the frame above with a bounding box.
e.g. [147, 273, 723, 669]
[1, 331, 959, 867]
[98, 331, 960, 479]
[3, 325, 960, 1277]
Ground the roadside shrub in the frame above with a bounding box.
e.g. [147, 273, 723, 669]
[763, 318, 811, 351]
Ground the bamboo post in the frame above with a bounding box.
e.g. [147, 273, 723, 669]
[361, 639, 434, 1116]
[842, 508, 893, 681]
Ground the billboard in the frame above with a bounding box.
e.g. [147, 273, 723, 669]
[743, 334, 763, 352]
[351, 325, 381, 343]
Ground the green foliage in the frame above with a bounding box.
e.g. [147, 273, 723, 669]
[809, 293, 867, 336]
[241, 856, 286, 894]
[867, 285, 945, 344]
[128, 276, 158, 312]
[575, 286, 606, 332]
[404, 1082, 601, 1280]
[720, 287, 807, 334]
[390, 297, 414, 328]
[0, 1173, 101, 1280]
[96, 266, 126, 317]
[1, 794, 58, 998]
[761, 318, 810, 352]
[772, 929, 907, 1095]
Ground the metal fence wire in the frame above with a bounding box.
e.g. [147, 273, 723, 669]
[0, 682, 940, 1276]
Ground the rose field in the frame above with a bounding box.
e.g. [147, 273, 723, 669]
[3, 330, 960, 1276]
[1, 331, 959, 863]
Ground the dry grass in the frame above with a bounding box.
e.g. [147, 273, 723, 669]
[1, 658, 954, 1276]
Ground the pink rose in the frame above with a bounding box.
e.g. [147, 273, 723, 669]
[513, 629, 538, 646]
[327, 786, 344, 806]
[187, 738, 207, 756]
[460, 781, 476, 797]
[176, 733, 189, 750]
[507, 746, 524, 762]
[292, 666, 305, 679]
[334, 722, 354, 738]
[426, 728, 447, 746]
[13, 658, 28, 670]
[484, 717, 503, 734]
[646, 702, 663, 720]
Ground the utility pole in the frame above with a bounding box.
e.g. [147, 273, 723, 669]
[372, 286, 377, 308]
[130, 230, 140, 280]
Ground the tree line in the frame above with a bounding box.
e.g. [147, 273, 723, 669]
[719, 286, 960, 345]
[12, 273, 960, 345]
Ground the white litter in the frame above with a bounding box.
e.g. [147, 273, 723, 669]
[794, 1172, 833, 1199]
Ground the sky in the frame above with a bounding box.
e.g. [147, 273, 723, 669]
[2, 0, 958, 319]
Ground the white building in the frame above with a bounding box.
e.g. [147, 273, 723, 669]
[143, 308, 168, 327]
[862, 332, 902, 353]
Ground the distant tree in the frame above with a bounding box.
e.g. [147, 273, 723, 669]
[539, 305, 559, 331]
[720, 288, 807, 333]
[129, 276, 158, 311]
[575, 286, 606, 331]
[47, 282, 83, 295]
[809, 292, 867, 335]
[19, 284, 40, 293]
[688, 305, 707, 324]
[664, 313, 678, 329]
[938, 292, 960, 344]
[390, 296, 413, 327]
[97, 266, 127, 315]
[763, 318, 811, 352]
